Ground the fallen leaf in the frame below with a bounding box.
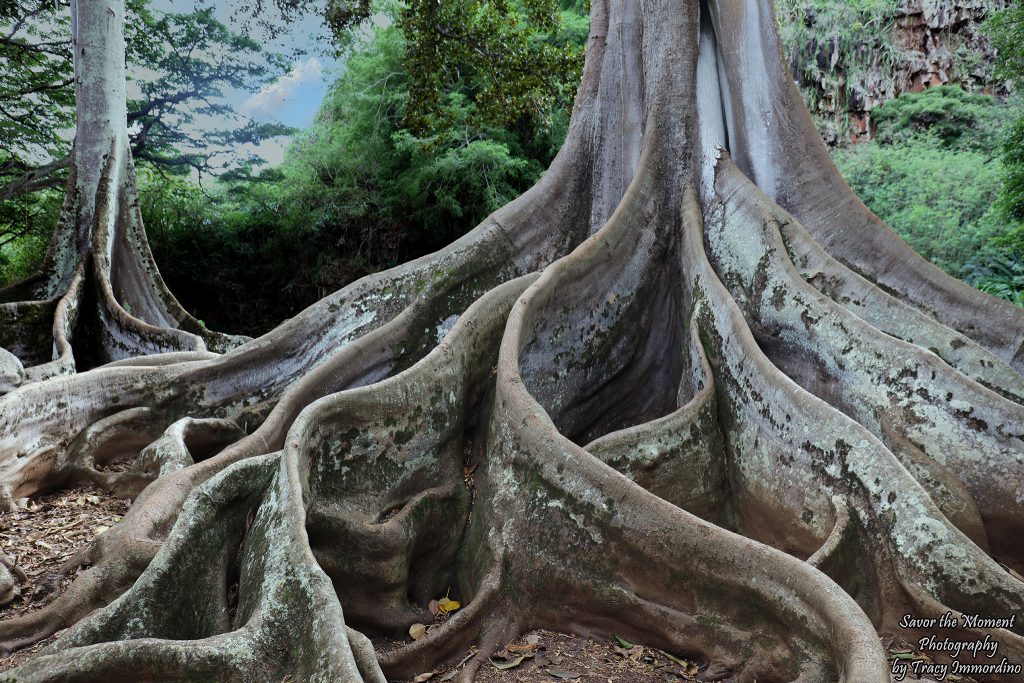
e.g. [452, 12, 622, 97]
[889, 653, 919, 661]
[413, 672, 435, 682]
[429, 599, 440, 616]
[547, 669, 582, 680]
[613, 635, 633, 649]
[93, 526, 109, 536]
[490, 655, 528, 670]
[437, 597, 461, 614]
[657, 648, 696, 674]
[525, 634, 541, 645]
[409, 623, 427, 640]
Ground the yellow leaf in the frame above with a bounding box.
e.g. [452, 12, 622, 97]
[437, 597, 461, 614]
[409, 623, 427, 640]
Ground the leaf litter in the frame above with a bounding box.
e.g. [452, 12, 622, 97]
[0, 483, 131, 672]
[410, 630, 708, 683]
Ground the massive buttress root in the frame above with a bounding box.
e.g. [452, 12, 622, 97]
[1, 0, 1022, 681]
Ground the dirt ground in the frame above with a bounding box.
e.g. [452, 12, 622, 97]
[0, 482, 131, 671]
[392, 629, 981, 683]
[424, 630, 703, 683]
[0, 485, 984, 682]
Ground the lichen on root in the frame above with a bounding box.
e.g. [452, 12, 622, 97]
[2, 0, 1023, 681]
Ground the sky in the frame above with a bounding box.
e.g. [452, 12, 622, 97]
[145, 0, 343, 166]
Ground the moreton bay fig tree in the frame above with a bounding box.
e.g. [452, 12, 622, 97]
[1, 0, 1023, 681]
[0, 0, 246, 391]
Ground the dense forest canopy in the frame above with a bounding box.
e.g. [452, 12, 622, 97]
[2, 0, 1022, 331]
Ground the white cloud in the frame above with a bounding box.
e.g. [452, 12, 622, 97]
[240, 57, 323, 120]
[252, 138, 289, 166]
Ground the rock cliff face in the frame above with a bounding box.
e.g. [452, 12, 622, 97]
[779, 0, 1010, 144]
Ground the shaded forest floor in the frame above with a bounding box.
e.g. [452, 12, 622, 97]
[0, 493, 979, 683]
[0, 481, 130, 672]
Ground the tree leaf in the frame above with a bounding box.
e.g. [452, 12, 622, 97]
[409, 623, 427, 640]
[889, 653, 920, 661]
[657, 649, 689, 668]
[413, 673, 435, 682]
[437, 597, 461, 614]
[613, 634, 633, 648]
[490, 655, 527, 670]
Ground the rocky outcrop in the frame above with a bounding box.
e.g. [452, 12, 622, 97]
[783, 0, 1010, 144]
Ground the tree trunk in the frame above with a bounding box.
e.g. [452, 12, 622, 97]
[0, 0, 245, 394]
[1, 0, 1023, 681]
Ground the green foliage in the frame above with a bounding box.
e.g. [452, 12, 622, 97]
[0, 1, 74, 163]
[967, 254, 1024, 306]
[145, 3, 588, 333]
[125, 5, 295, 177]
[380, 0, 582, 134]
[390, 123, 535, 237]
[294, 12, 582, 242]
[834, 86, 1024, 306]
[0, 189, 59, 288]
[835, 134, 1016, 274]
[139, 169, 344, 336]
[984, 4, 1024, 221]
[985, 2, 1024, 91]
[775, 0, 902, 138]
[871, 85, 1002, 150]
[323, 0, 373, 37]
[1001, 114, 1024, 221]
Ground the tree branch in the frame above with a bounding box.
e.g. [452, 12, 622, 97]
[0, 155, 69, 202]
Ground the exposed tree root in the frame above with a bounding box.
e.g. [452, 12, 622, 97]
[0, 159, 245, 391]
[2, 0, 1024, 681]
[0, 557, 21, 608]
[694, 167, 1024, 661]
[707, 159, 1024, 574]
[706, 0, 1024, 370]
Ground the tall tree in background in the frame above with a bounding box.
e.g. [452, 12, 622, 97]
[1, 1, 1023, 681]
[0, 1, 290, 203]
[0, 0, 293, 385]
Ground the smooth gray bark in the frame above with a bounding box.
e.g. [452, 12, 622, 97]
[0, 1, 1022, 681]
